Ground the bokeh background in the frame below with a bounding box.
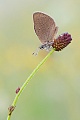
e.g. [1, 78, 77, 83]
[0, 0, 80, 120]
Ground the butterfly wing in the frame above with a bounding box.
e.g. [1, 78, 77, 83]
[33, 12, 58, 44]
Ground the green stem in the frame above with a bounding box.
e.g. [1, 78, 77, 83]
[7, 49, 55, 120]
[7, 116, 10, 120]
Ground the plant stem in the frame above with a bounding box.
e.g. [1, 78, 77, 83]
[7, 48, 55, 120]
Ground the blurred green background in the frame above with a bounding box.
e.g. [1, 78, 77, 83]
[0, 0, 80, 120]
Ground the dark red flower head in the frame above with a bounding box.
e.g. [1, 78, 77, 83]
[52, 33, 72, 51]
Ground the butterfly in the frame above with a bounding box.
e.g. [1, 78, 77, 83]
[33, 12, 58, 55]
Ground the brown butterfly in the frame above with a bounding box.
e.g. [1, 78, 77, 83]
[33, 12, 58, 55]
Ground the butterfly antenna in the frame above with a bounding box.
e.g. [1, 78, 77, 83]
[32, 47, 40, 56]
